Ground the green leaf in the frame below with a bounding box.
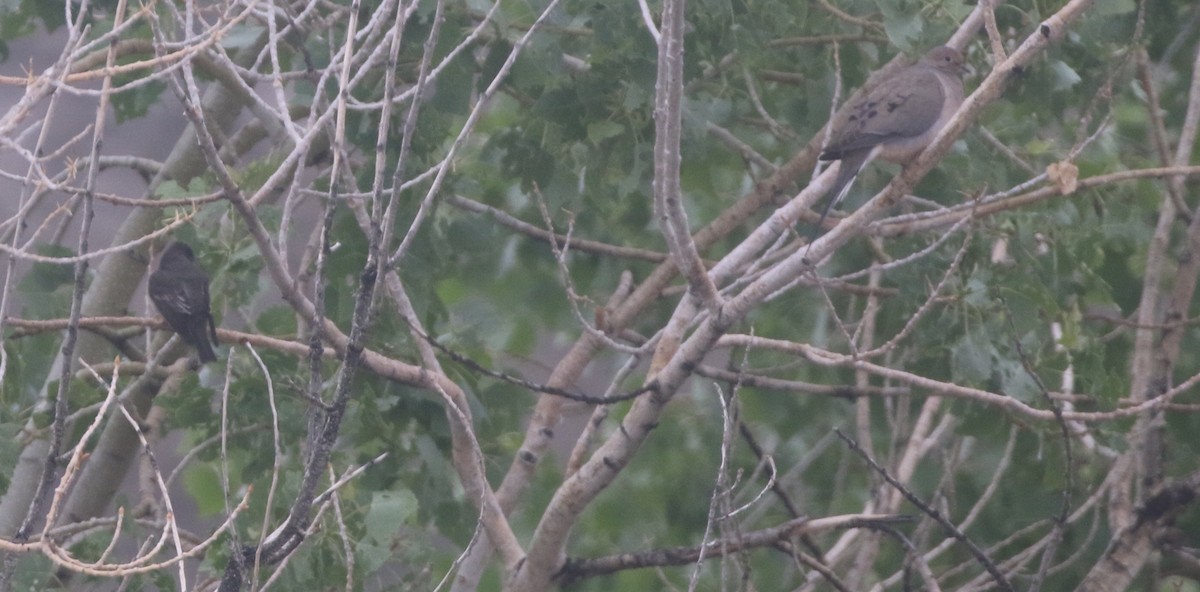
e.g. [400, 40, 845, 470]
[952, 330, 995, 384]
[364, 489, 418, 545]
[1094, 0, 1136, 16]
[256, 305, 298, 336]
[875, 1, 923, 51]
[221, 23, 264, 51]
[997, 358, 1041, 403]
[587, 120, 625, 144]
[17, 245, 75, 320]
[183, 464, 226, 516]
[1049, 60, 1082, 91]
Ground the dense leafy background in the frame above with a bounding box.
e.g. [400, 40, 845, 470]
[2, 0, 1200, 590]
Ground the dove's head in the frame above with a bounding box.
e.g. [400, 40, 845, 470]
[923, 46, 968, 77]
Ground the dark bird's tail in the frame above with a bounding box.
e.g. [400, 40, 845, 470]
[190, 316, 218, 364]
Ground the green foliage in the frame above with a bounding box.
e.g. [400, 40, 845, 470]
[183, 463, 226, 516]
[17, 245, 76, 319]
[0, 0, 61, 61]
[111, 32, 166, 122]
[6, 0, 1200, 590]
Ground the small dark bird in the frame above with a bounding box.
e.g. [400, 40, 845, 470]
[148, 242, 218, 363]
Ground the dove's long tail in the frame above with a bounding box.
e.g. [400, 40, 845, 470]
[809, 149, 871, 241]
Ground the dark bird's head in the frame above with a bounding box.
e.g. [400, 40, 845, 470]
[160, 241, 196, 264]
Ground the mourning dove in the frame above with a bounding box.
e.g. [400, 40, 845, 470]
[814, 46, 967, 232]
